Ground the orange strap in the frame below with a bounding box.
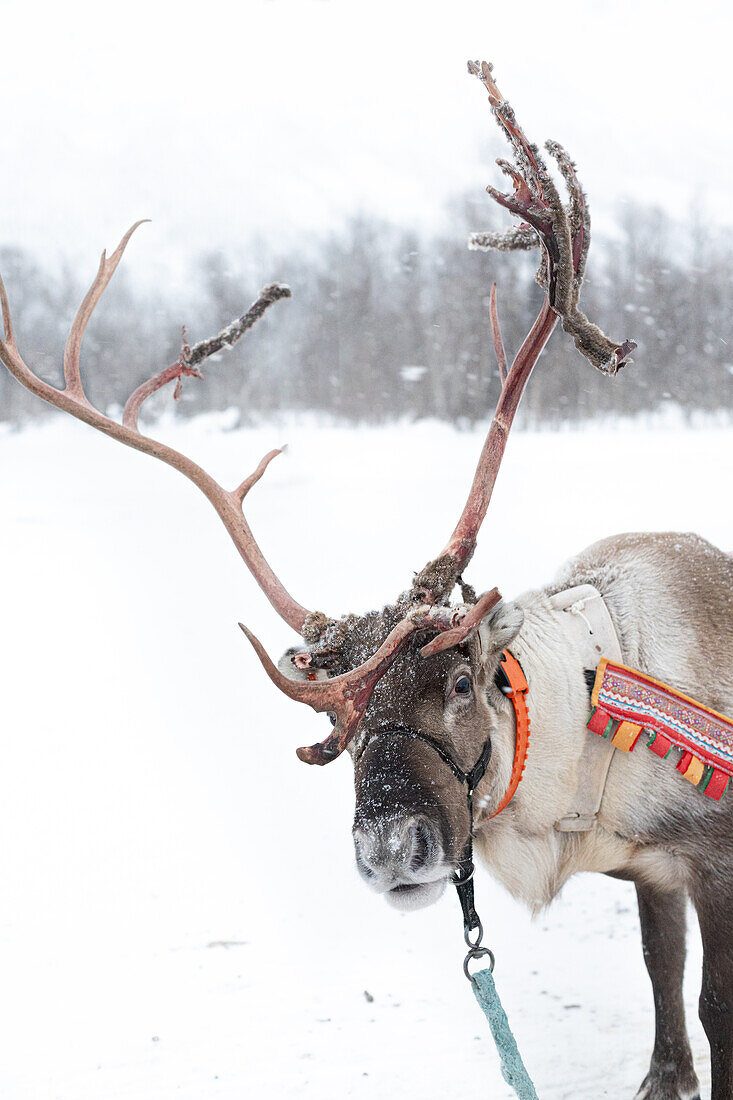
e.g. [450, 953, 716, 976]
[488, 650, 531, 820]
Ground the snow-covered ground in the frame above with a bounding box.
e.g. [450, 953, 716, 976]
[0, 414, 730, 1099]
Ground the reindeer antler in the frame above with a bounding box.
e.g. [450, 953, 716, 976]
[241, 60, 637, 766]
[240, 588, 501, 765]
[413, 60, 637, 592]
[1, 61, 636, 771]
[0, 223, 310, 633]
[468, 61, 635, 372]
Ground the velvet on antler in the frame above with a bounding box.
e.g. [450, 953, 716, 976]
[239, 588, 501, 764]
[413, 60, 636, 596]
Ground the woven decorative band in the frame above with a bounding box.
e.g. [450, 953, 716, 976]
[587, 658, 733, 802]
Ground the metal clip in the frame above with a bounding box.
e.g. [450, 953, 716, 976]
[462, 917, 495, 981]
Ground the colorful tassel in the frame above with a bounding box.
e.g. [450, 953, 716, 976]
[647, 731, 673, 759]
[588, 656, 732, 803]
[703, 768, 731, 802]
[587, 706, 614, 738]
[676, 752, 705, 786]
[611, 720, 643, 752]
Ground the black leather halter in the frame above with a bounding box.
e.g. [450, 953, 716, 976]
[358, 725, 493, 933]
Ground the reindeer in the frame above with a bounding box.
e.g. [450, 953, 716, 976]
[2, 61, 731, 1100]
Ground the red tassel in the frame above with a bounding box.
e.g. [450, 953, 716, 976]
[703, 768, 731, 801]
[587, 706, 614, 738]
[647, 731, 673, 759]
[676, 751, 693, 774]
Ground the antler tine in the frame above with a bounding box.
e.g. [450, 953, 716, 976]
[241, 588, 504, 763]
[0, 225, 311, 634]
[185, 282, 292, 368]
[419, 588, 500, 657]
[0, 274, 14, 347]
[63, 221, 149, 405]
[542, 140, 637, 372]
[413, 61, 637, 592]
[122, 357, 203, 431]
[233, 447, 286, 505]
[469, 61, 635, 374]
[239, 617, 420, 764]
[122, 282, 293, 432]
[438, 298, 558, 575]
[489, 283, 507, 384]
[467, 60, 547, 192]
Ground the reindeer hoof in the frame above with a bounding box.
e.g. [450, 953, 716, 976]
[634, 1068, 700, 1100]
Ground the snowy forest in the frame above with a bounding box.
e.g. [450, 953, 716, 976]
[2, 194, 731, 427]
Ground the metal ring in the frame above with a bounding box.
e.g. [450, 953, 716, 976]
[463, 917, 484, 950]
[453, 865, 475, 888]
[463, 946, 495, 981]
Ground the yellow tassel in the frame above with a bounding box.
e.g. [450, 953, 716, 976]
[611, 720, 643, 752]
[682, 755, 705, 785]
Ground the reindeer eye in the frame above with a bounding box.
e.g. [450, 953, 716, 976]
[328, 713, 337, 726]
[454, 675, 472, 696]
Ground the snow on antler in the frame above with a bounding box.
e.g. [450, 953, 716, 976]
[412, 60, 637, 596]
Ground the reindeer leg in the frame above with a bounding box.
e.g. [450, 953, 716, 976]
[691, 877, 733, 1100]
[634, 883, 700, 1100]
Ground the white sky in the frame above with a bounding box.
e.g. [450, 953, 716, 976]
[3, 0, 732, 286]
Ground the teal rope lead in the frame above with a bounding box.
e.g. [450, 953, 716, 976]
[471, 968, 539, 1100]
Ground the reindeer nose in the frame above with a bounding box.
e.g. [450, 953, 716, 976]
[407, 818, 438, 871]
[353, 814, 442, 882]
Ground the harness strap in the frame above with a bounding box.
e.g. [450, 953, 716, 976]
[358, 649, 531, 933]
[488, 651, 531, 820]
[455, 649, 530, 930]
[455, 736, 494, 930]
[375, 725, 494, 932]
[548, 585, 623, 831]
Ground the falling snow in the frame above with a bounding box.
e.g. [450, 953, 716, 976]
[0, 412, 729, 1098]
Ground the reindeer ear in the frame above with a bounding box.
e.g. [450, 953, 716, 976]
[278, 646, 330, 683]
[478, 599, 524, 655]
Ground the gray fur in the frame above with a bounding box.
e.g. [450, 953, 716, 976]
[482, 599, 525, 652]
[343, 531, 732, 1098]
